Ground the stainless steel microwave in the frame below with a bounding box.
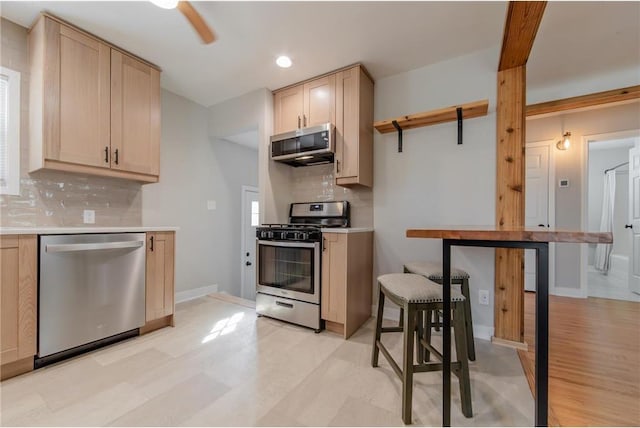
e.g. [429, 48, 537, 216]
[270, 123, 334, 167]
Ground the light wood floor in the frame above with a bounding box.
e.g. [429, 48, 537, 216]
[518, 292, 640, 426]
[1, 295, 534, 426]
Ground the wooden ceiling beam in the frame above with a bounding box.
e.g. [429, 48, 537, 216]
[498, 2, 547, 71]
[526, 85, 640, 117]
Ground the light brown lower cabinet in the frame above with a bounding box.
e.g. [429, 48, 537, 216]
[140, 231, 176, 334]
[321, 231, 373, 339]
[0, 235, 37, 380]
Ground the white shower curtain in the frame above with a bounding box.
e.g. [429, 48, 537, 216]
[594, 170, 616, 272]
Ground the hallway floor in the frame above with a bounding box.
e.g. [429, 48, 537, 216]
[587, 270, 640, 302]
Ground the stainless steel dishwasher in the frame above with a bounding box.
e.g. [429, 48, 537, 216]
[38, 233, 146, 363]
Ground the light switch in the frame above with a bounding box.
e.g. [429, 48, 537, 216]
[207, 200, 217, 210]
[83, 210, 95, 224]
[559, 179, 570, 188]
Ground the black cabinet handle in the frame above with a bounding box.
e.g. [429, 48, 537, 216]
[297, 115, 301, 129]
[625, 224, 633, 229]
[114, 149, 119, 165]
[322, 237, 326, 252]
[245, 261, 252, 266]
[104, 146, 109, 163]
[150, 236, 154, 251]
[303, 114, 307, 127]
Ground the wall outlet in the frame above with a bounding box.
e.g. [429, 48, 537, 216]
[479, 289, 490, 306]
[83, 209, 95, 224]
[207, 200, 217, 210]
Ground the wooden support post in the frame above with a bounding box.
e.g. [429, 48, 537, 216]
[495, 66, 526, 344]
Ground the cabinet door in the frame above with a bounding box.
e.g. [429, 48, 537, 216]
[273, 85, 304, 134]
[145, 232, 175, 322]
[335, 68, 359, 180]
[303, 75, 335, 128]
[0, 236, 37, 365]
[321, 233, 347, 324]
[48, 23, 111, 168]
[335, 66, 374, 187]
[111, 50, 161, 176]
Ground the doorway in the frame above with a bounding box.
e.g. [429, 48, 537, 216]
[241, 186, 259, 301]
[525, 141, 555, 292]
[584, 130, 640, 302]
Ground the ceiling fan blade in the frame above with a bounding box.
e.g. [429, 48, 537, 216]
[177, 1, 216, 44]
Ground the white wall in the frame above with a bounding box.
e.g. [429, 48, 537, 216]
[207, 88, 290, 226]
[588, 146, 631, 264]
[373, 47, 500, 337]
[527, 102, 640, 289]
[143, 90, 258, 297]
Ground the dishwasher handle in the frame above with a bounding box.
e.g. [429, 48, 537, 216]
[45, 241, 144, 253]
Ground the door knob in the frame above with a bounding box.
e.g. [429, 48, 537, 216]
[246, 252, 250, 256]
[245, 261, 252, 266]
[625, 224, 633, 229]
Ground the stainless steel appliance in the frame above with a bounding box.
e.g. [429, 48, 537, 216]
[256, 201, 349, 331]
[38, 233, 146, 365]
[270, 123, 335, 167]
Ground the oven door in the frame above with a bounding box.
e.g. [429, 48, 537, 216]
[256, 240, 320, 304]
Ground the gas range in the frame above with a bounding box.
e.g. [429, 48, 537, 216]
[256, 201, 350, 242]
[255, 201, 350, 332]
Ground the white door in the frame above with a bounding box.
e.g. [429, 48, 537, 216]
[241, 187, 259, 300]
[525, 145, 550, 292]
[628, 147, 640, 294]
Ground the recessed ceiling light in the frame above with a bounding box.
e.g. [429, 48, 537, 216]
[276, 56, 292, 68]
[150, 0, 179, 9]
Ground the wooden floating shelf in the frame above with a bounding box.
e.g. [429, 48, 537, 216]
[373, 99, 489, 134]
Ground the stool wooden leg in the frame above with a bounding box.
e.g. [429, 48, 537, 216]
[371, 286, 385, 368]
[433, 309, 440, 332]
[424, 309, 432, 362]
[454, 303, 473, 418]
[398, 308, 404, 328]
[461, 278, 476, 361]
[402, 304, 416, 424]
[415, 310, 424, 364]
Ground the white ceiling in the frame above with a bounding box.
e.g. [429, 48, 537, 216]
[1, 2, 638, 108]
[590, 137, 639, 151]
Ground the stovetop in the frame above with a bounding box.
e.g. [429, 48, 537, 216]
[257, 201, 350, 242]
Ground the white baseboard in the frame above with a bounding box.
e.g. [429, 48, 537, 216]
[176, 284, 219, 303]
[372, 305, 494, 341]
[551, 286, 587, 298]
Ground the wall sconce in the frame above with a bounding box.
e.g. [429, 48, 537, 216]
[556, 132, 571, 150]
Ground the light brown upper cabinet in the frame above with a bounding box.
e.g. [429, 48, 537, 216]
[335, 66, 373, 187]
[272, 65, 373, 187]
[273, 85, 304, 134]
[273, 75, 336, 134]
[111, 51, 161, 176]
[29, 14, 161, 183]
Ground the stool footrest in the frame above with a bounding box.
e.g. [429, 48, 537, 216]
[419, 339, 443, 361]
[376, 340, 402, 379]
[414, 361, 462, 374]
[381, 326, 404, 333]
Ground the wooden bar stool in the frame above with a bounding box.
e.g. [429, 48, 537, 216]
[371, 273, 473, 424]
[403, 261, 476, 361]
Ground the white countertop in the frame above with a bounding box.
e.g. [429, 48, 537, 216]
[0, 226, 179, 235]
[321, 227, 374, 234]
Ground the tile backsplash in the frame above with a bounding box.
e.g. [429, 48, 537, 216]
[1, 172, 142, 227]
[290, 164, 373, 227]
[0, 18, 142, 228]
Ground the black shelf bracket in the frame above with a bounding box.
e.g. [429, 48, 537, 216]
[392, 120, 403, 152]
[456, 107, 463, 145]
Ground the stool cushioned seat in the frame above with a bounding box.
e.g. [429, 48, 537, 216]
[378, 273, 465, 304]
[404, 261, 470, 280]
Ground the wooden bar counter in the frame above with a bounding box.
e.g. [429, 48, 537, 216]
[406, 226, 612, 427]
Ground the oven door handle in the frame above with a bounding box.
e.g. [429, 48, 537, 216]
[257, 240, 319, 249]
